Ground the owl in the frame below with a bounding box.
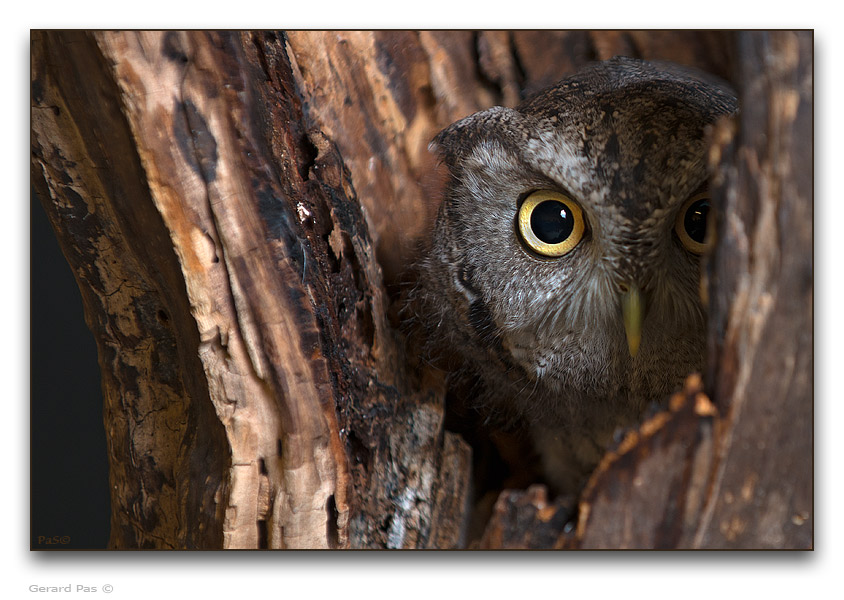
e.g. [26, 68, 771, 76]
[415, 57, 738, 498]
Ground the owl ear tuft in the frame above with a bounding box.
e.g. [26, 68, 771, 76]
[429, 106, 525, 169]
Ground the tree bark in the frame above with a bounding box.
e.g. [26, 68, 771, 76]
[31, 29, 811, 549]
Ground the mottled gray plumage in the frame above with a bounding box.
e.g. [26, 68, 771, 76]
[415, 57, 737, 496]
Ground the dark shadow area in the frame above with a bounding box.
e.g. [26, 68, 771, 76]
[31, 191, 111, 549]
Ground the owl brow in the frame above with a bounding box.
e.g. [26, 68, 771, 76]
[514, 182, 579, 209]
[528, 136, 587, 185]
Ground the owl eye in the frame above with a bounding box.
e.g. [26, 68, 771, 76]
[675, 193, 713, 254]
[517, 190, 586, 257]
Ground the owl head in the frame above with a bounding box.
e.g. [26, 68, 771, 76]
[419, 57, 738, 431]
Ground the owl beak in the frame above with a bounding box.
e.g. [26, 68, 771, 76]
[621, 284, 644, 358]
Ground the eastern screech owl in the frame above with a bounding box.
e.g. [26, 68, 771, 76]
[415, 57, 737, 497]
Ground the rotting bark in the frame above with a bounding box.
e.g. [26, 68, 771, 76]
[31, 29, 811, 549]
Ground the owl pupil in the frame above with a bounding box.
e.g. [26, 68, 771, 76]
[684, 199, 710, 244]
[531, 200, 574, 244]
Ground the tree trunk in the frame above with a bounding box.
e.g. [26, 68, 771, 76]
[30, 29, 811, 549]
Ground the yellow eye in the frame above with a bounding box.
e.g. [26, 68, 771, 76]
[675, 193, 713, 254]
[516, 191, 585, 257]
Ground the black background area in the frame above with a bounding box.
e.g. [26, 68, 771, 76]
[31, 192, 110, 550]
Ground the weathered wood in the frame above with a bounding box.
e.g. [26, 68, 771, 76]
[32, 29, 810, 549]
[574, 375, 719, 549]
[697, 30, 813, 549]
[32, 29, 471, 549]
[91, 30, 356, 550]
[476, 485, 573, 550]
[31, 30, 229, 549]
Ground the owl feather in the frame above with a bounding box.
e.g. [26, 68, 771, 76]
[413, 57, 737, 496]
